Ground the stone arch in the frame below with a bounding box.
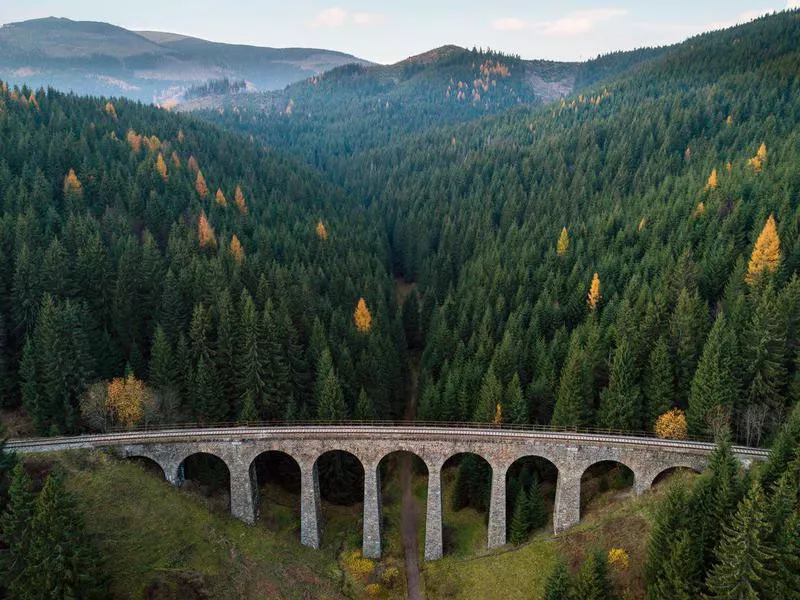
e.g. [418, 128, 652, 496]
[125, 455, 166, 480]
[375, 450, 430, 553]
[579, 459, 634, 519]
[505, 455, 559, 539]
[314, 449, 366, 548]
[179, 451, 232, 511]
[249, 450, 303, 534]
[648, 464, 702, 488]
[440, 452, 493, 556]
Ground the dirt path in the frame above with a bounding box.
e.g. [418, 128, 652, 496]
[400, 351, 423, 600]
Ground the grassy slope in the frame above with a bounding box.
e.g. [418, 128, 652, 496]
[35, 451, 346, 600]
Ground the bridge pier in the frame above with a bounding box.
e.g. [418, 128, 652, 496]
[553, 469, 582, 534]
[424, 461, 444, 561]
[230, 461, 259, 524]
[488, 461, 509, 549]
[363, 461, 382, 559]
[300, 460, 321, 549]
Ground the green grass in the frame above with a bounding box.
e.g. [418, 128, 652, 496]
[32, 451, 346, 600]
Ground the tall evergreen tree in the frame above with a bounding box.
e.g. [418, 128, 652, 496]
[644, 335, 674, 429]
[543, 560, 572, 600]
[598, 337, 642, 430]
[574, 549, 614, 600]
[0, 463, 33, 596]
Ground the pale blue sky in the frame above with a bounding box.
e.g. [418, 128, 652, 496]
[1, 1, 798, 64]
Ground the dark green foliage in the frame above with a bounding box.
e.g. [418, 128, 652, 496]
[644, 336, 674, 430]
[759, 403, 800, 491]
[543, 559, 572, 600]
[598, 337, 642, 430]
[0, 464, 34, 597]
[402, 290, 422, 349]
[452, 454, 490, 512]
[528, 474, 548, 530]
[508, 484, 530, 545]
[646, 485, 690, 596]
[574, 549, 614, 600]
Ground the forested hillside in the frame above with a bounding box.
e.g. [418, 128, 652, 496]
[0, 83, 404, 434]
[208, 11, 800, 446]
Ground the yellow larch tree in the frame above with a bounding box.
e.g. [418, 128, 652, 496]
[705, 168, 718, 190]
[556, 227, 569, 256]
[106, 373, 154, 428]
[354, 298, 373, 333]
[748, 142, 767, 172]
[229, 234, 245, 264]
[195, 170, 209, 199]
[155, 153, 168, 181]
[187, 155, 200, 174]
[215, 188, 227, 206]
[493, 403, 502, 425]
[234, 185, 248, 215]
[105, 101, 117, 119]
[171, 151, 181, 168]
[638, 217, 647, 232]
[725, 115, 733, 126]
[587, 273, 601, 311]
[693, 201, 706, 218]
[316, 220, 328, 240]
[28, 93, 39, 111]
[126, 129, 142, 154]
[745, 214, 780, 286]
[63, 168, 82, 198]
[198, 210, 216, 249]
[143, 135, 161, 153]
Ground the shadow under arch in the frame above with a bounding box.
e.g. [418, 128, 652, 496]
[440, 452, 492, 557]
[505, 455, 559, 542]
[651, 465, 701, 488]
[376, 450, 429, 552]
[249, 450, 302, 536]
[579, 459, 634, 522]
[125, 455, 166, 480]
[179, 452, 232, 512]
[315, 450, 365, 547]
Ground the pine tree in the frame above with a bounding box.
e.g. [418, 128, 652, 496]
[0, 463, 33, 596]
[645, 336, 674, 429]
[543, 560, 572, 600]
[148, 325, 174, 390]
[507, 373, 527, 424]
[574, 549, 614, 600]
[556, 227, 570, 256]
[646, 484, 690, 597]
[745, 215, 780, 286]
[670, 288, 708, 406]
[509, 483, 531, 544]
[744, 285, 787, 414]
[316, 363, 346, 421]
[355, 387, 373, 420]
[473, 368, 502, 422]
[24, 474, 107, 599]
[688, 312, 736, 435]
[653, 529, 699, 600]
[528, 474, 548, 529]
[402, 291, 421, 348]
[552, 333, 588, 427]
[598, 337, 642, 430]
[706, 480, 775, 600]
[235, 291, 265, 417]
[759, 403, 800, 491]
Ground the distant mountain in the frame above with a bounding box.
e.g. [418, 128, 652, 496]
[0, 17, 371, 103]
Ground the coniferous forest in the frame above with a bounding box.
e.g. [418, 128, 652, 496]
[1, 8, 800, 600]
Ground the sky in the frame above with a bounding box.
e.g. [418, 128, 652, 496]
[1, 1, 799, 64]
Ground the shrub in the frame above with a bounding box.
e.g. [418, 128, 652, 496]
[655, 409, 688, 439]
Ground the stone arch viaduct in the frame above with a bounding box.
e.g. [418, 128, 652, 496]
[7, 425, 768, 561]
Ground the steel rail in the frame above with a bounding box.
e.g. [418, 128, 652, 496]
[6, 425, 770, 457]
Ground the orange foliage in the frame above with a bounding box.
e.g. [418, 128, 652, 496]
[354, 297, 373, 333]
[587, 273, 601, 310]
[316, 220, 328, 240]
[195, 170, 209, 199]
[28, 93, 39, 111]
[705, 168, 718, 190]
[234, 185, 248, 215]
[187, 155, 200, 174]
[63, 168, 83, 197]
[229, 234, 245, 264]
[142, 135, 161, 153]
[655, 409, 688, 439]
[198, 210, 216, 249]
[126, 129, 143, 154]
[746, 214, 781, 286]
[215, 188, 227, 206]
[171, 151, 181, 168]
[106, 374, 153, 428]
[155, 153, 168, 181]
[105, 101, 117, 119]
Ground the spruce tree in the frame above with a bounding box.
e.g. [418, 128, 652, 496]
[543, 559, 572, 600]
[507, 373, 527, 424]
[598, 337, 642, 430]
[688, 312, 736, 435]
[235, 291, 265, 417]
[670, 288, 708, 407]
[759, 403, 800, 491]
[574, 549, 614, 600]
[653, 529, 699, 600]
[743, 285, 787, 412]
[473, 368, 501, 423]
[528, 474, 548, 530]
[644, 335, 674, 429]
[0, 463, 33, 596]
[706, 480, 775, 600]
[509, 483, 531, 544]
[148, 325, 174, 390]
[646, 484, 690, 596]
[552, 332, 588, 428]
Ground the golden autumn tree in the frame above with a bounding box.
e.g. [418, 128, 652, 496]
[63, 168, 82, 198]
[198, 210, 216, 249]
[105, 101, 117, 119]
[638, 217, 647, 232]
[234, 185, 248, 215]
[354, 298, 373, 333]
[187, 155, 200, 174]
[705, 168, 718, 190]
[745, 214, 781, 286]
[155, 153, 168, 181]
[493, 403, 502, 425]
[215, 188, 227, 206]
[171, 151, 181, 168]
[143, 135, 161, 153]
[195, 170, 209, 199]
[229, 234, 245, 264]
[587, 273, 601, 310]
[748, 142, 767, 172]
[126, 129, 142, 153]
[106, 373, 154, 428]
[556, 227, 569, 256]
[28, 93, 39, 111]
[693, 201, 706, 218]
[316, 220, 329, 240]
[654, 409, 688, 439]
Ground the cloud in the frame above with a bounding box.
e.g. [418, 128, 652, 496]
[353, 12, 386, 26]
[788, 0, 800, 8]
[532, 8, 628, 37]
[492, 17, 528, 32]
[312, 7, 347, 28]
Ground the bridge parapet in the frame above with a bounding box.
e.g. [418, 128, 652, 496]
[7, 426, 768, 561]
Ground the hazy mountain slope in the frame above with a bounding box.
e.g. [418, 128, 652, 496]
[0, 17, 369, 103]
